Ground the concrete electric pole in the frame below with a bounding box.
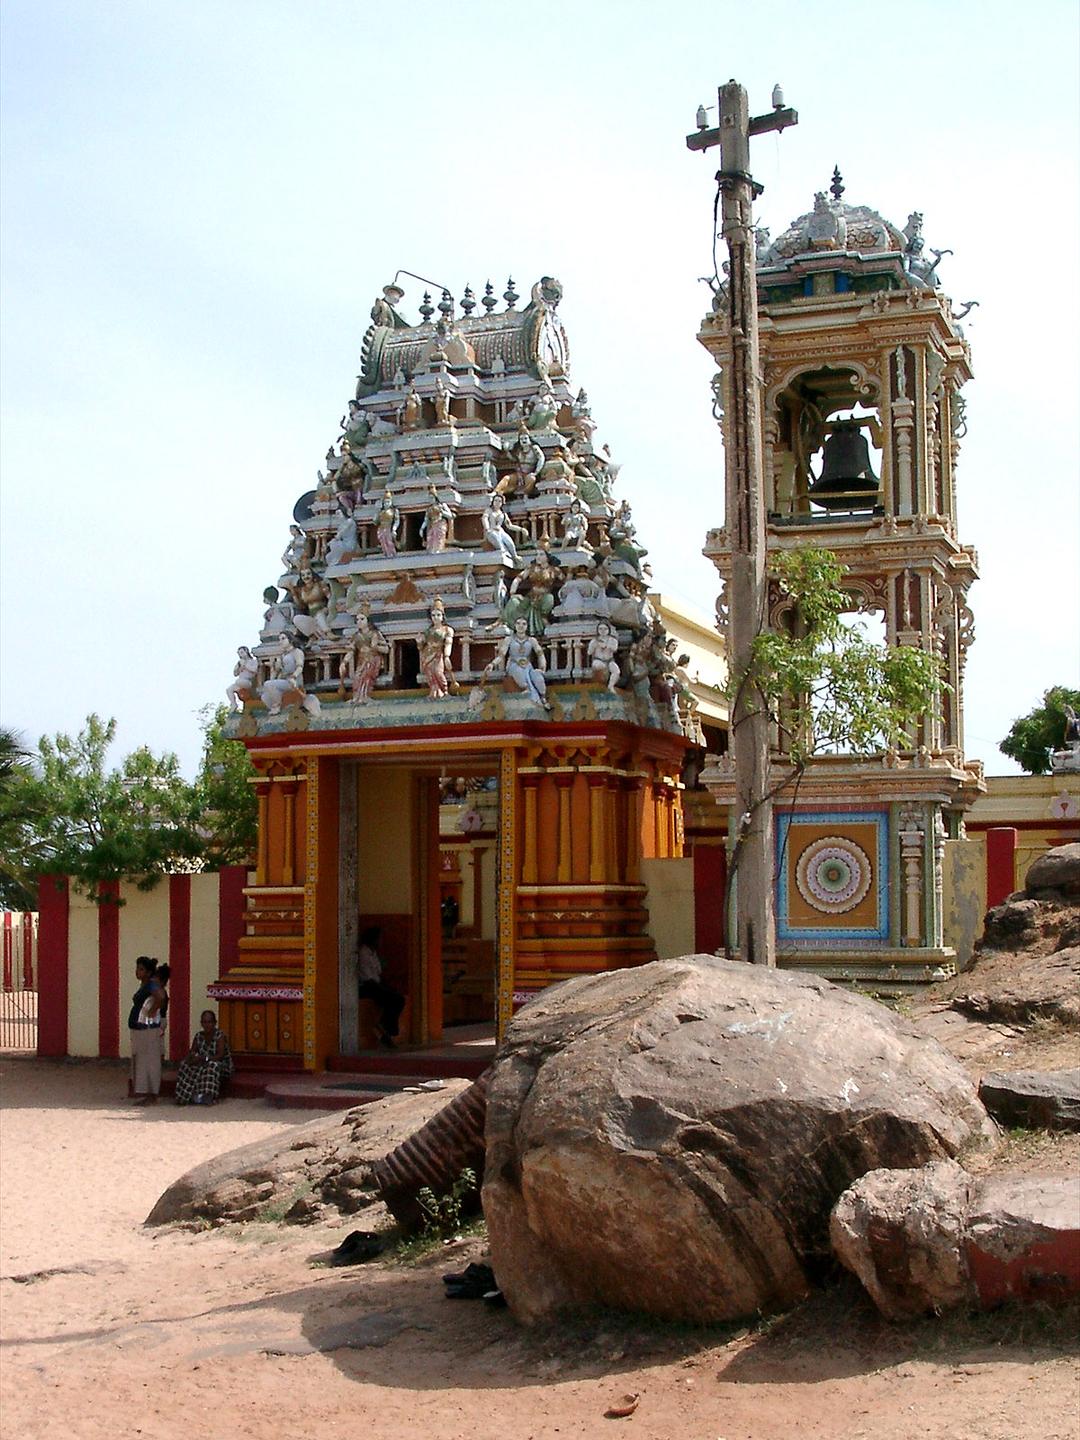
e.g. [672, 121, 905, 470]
[687, 81, 798, 967]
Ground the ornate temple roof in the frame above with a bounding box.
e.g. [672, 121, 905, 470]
[756, 170, 952, 293]
[225, 277, 704, 746]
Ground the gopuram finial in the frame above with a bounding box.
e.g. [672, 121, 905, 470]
[503, 277, 519, 310]
[830, 165, 845, 202]
[482, 280, 497, 313]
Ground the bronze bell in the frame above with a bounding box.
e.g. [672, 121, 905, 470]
[807, 420, 879, 510]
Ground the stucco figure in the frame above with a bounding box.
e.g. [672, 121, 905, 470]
[482, 494, 527, 567]
[502, 551, 561, 636]
[418, 599, 455, 699]
[486, 617, 551, 710]
[587, 620, 621, 692]
[340, 610, 389, 704]
[559, 498, 592, 552]
[420, 485, 454, 553]
[226, 646, 259, 711]
[375, 491, 401, 558]
[260, 638, 321, 717]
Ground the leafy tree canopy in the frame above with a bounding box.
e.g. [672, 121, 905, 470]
[999, 686, 1080, 775]
[738, 546, 944, 764]
[4, 710, 256, 905]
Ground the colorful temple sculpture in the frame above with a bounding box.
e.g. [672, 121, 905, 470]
[701, 176, 985, 987]
[217, 277, 713, 1069]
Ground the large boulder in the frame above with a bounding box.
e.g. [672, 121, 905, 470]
[832, 1163, 1080, 1316]
[483, 957, 997, 1325]
[1025, 843, 1080, 898]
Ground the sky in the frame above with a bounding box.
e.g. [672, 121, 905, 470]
[2, 0, 1077, 777]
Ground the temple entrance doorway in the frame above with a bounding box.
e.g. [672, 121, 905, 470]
[335, 756, 500, 1056]
[437, 770, 500, 1040]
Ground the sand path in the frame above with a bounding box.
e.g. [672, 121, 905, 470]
[2, 1057, 1076, 1440]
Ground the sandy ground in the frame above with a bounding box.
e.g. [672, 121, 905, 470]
[2, 1057, 1078, 1440]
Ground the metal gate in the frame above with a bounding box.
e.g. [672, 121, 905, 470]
[1, 912, 38, 1051]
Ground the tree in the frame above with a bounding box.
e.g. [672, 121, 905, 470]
[999, 686, 1080, 775]
[192, 704, 258, 865]
[0, 728, 42, 909]
[720, 547, 944, 959]
[743, 547, 944, 763]
[6, 711, 257, 904]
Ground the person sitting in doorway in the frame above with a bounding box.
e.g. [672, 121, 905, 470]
[357, 926, 405, 1048]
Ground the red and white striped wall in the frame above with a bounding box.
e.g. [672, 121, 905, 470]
[37, 869, 246, 1061]
[2, 912, 37, 992]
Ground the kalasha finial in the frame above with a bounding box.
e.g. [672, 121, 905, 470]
[831, 165, 845, 202]
[482, 280, 497, 313]
[438, 288, 454, 320]
[461, 285, 476, 317]
[503, 276, 519, 309]
[419, 291, 435, 322]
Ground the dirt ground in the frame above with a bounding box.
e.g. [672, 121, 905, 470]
[2, 1057, 1077, 1440]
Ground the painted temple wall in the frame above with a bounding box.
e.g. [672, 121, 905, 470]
[40, 870, 245, 1061]
[356, 767, 413, 915]
[66, 889, 100, 1058]
[641, 856, 696, 960]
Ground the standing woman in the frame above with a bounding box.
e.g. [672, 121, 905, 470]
[128, 956, 163, 1105]
[155, 963, 171, 1066]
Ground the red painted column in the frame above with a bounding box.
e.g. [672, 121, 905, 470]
[693, 843, 728, 955]
[36, 876, 69, 1056]
[98, 881, 121, 1058]
[985, 827, 1018, 909]
[168, 874, 192, 1061]
[217, 865, 247, 976]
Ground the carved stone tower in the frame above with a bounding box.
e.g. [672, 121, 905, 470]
[701, 182, 984, 985]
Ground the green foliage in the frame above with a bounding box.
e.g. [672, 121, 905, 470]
[415, 1167, 478, 1240]
[0, 729, 42, 909]
[736, 547, 944, 762]
[192, 704, 258, 865]
[999, 686, 1080, 775]
[4, 710, 257, 904]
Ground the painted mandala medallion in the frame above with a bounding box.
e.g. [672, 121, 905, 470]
[795, 835, 873, 915]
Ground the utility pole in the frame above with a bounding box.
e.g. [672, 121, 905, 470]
[687, 81, 797, 966]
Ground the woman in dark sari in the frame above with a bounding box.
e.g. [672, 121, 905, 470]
[174, 1010, 234, 1106]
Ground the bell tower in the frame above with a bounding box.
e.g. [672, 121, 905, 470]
[702, 176, 984, 985]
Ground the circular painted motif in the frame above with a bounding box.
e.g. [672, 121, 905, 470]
[795, 836, 873, 915]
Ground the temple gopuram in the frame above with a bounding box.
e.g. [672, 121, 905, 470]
[216, 276, 723, 1070]
[701, 174, 985, 987]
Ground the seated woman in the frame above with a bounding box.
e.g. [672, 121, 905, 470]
[174, 1010, 234, 1106]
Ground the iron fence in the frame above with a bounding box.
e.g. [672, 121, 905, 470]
[0, 988, 37, 1050]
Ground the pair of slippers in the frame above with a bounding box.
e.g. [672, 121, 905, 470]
[328, 1230, 385, 1266]
[442, 1262, 504, 1306]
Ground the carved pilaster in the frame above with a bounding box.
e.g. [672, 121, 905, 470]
[898, 809, 925, 948]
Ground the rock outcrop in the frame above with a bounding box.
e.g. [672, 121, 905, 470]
[483, 957, 997, 1325]
[832, 1162, 1080, 1317]
[146, 1082, 469, 1226]
[829, 1161, 975, 1319]
[1024, 842, 1080, 899]
[978, 1068, 1080, 1132]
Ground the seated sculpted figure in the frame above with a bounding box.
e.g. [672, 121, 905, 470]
[482, 493, 528, 567]
[226, 646, 259, 711]
[260, 638, 321, 717]
[588, 621, 621, 692]
[485, 617, 551, 711]
[502, 551, 561, 637]
[559, 498, 592, 552]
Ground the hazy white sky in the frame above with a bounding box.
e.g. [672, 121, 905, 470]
[2, 0, 1077, 776]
